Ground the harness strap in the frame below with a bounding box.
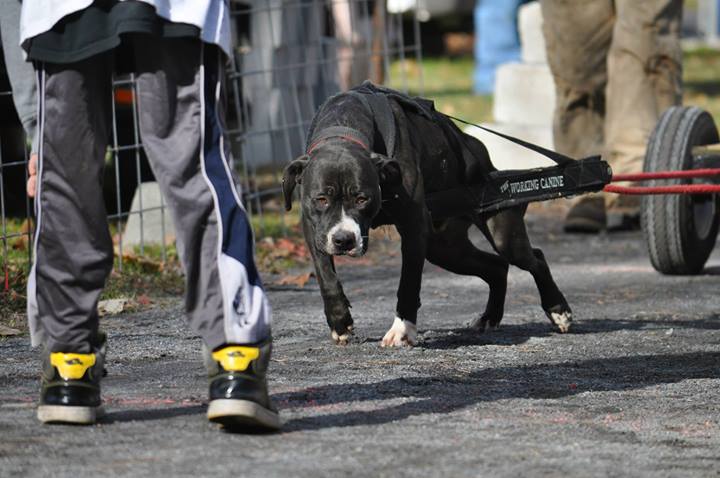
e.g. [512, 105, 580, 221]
[354, 91, 397, 157]
[445, 114, 574, 167]
[306, 82, 576, 169]
[369, 94, 396, 157]
[345, 90, 396, 157]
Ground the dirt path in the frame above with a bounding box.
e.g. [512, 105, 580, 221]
[2, 215, 719, 477]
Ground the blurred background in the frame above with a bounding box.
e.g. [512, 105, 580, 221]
[2, 0, 720, 321]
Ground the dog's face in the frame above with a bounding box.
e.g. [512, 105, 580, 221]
[283, 143, 400, 257]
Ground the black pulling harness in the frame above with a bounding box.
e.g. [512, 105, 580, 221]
[306, 81, 613, 220]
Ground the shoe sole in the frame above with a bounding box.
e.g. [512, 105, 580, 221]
[207, 399, 281, 431]
[37, 405, 104, 425]
[564, 217, 605, 233]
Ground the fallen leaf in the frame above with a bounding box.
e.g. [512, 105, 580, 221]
[98, 298, 128, 316]
[12, 235, 29, 251]
[11, 220, 32, 251]
[275, 272, 314, 287]
[272, 247, 294, 259]
[136, 294, 152, 307]
[0, 325, 21, 336]
[112, 247, 164, 272]
[272, 237, 309, 259]
[275, 238, 298, 252]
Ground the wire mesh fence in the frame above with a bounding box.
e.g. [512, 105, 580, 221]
[0, 0, 423, 288]
[227, 0, 423, 235]
[0, 85, 33, 292]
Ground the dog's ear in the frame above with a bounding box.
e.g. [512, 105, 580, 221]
[282, 155, 309, 211]
[371, 152, 401, 185]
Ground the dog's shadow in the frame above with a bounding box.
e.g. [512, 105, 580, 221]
[98, 316, 720, 432]
[278, 349, 720, 432]
[278, 315, 720, 432]
[418, 315, 720, 350]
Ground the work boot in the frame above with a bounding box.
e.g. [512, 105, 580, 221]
[606, 208, 640, 232]
[564, 197, 606, 233]
[606, 194, 641, 232]
[37, 334, 106, 425]
[205, 339, 281, 431]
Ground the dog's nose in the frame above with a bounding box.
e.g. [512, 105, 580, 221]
[332, 231, 356, 251]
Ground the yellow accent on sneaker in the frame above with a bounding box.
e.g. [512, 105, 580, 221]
[212, 346, 259, 372]
[50, 353, 96, 380]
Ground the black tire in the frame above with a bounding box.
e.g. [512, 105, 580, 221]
[641, 106, 720, 275]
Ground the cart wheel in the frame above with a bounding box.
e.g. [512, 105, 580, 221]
[641, 106, 720, 275]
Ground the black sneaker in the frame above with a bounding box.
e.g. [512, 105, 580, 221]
[37, 337, 106, 425]
[205, 339, 281, 431]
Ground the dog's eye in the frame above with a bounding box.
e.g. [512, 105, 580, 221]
[355, 196, 368, 206]
[315, 196, 329, 208]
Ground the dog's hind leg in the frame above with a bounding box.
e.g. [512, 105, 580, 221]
[426, 218, 509, 332]
[484, 208, 572, 333]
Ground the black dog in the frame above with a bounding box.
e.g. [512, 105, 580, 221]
[282, 83, 571, 346]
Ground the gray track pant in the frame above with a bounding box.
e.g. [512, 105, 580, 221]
[540, 0, 683, 209]
[28, 37, 271, 353]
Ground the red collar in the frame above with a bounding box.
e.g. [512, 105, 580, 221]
[306, 126, 371, 156]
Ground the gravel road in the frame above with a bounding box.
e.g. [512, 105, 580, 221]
[2, 213, 719, 477]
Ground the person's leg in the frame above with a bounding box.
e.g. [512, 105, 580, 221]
[30, 53, 114, 424]
[605, 0, 683, 226]
[541, 0, 613, 160]
[133, 37, 277, 430]
[540, 0, 614, 232]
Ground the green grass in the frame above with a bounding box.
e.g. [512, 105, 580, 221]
[250, 207, 301, 240]
[0, 222, 186, 330]
[684, 47, 720, 120]
[102, 241, 184, 302]
[389, 49, 720, 125]
[389, 57, 493, 124]
[0, 208, 306, 330]
[0, 218, 32, 321]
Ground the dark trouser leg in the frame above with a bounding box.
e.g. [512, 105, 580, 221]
[27, 54, 114, 353]
[133, 38, 279, 430]
[134, 38, 271, 350]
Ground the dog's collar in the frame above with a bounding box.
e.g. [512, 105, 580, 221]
[306, 126, 370, 155]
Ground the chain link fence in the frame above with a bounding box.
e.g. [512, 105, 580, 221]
[0, 0, 423, 287]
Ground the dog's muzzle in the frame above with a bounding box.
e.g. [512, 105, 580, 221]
[332, 230, 356, 252]
[326, 231, 364, 256]
[324, 210, 365, 256]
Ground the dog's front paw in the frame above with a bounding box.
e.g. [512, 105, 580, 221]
[546, 305, 572, 333]
[381, 317, 417, 347]
[331, 325, 354, 345]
